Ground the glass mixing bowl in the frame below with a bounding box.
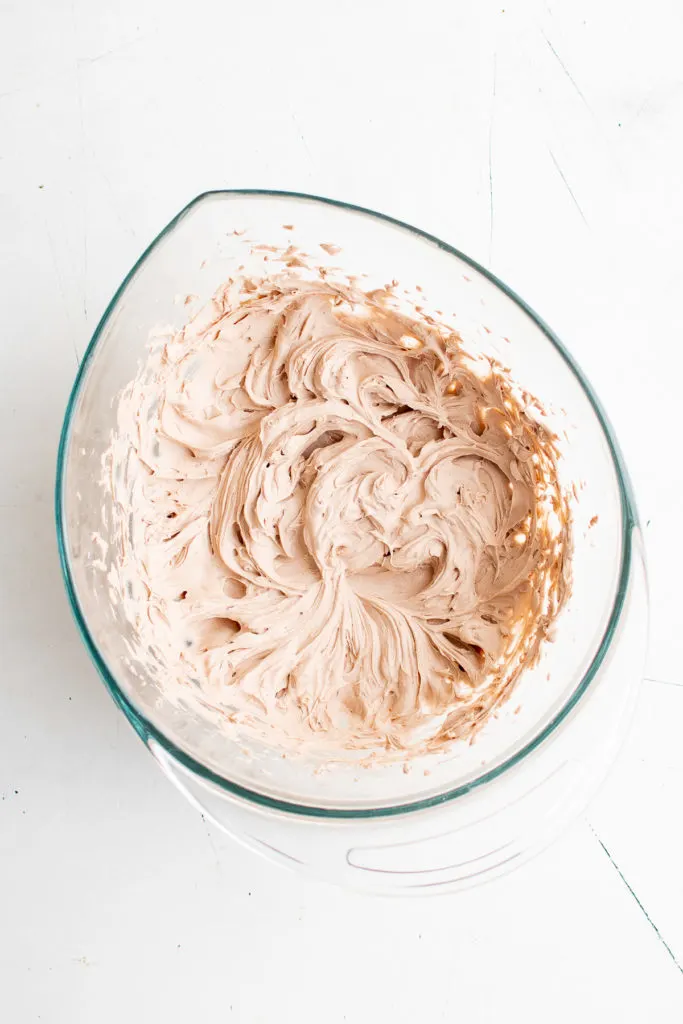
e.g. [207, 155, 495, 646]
[56, 191, 647, 893]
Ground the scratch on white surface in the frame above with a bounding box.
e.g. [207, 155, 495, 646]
[81, 49, 119, 66]
[0, 39, 147, 104]
[291, 111, 314, 167]
[487, 55, 497, 268]
[630, 81, 683, 127]
[540, 30, 591, 111]
[200, 814, 223, 874]
[631, 86, 658, 126]
[589, 825, 682, 975]
[88, 142, 138, 242]
[79, 38, 145, 67]
[547, 147, 588, 226]
[645, 675, 683, 689]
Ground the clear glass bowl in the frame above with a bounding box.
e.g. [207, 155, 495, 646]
[56, 191, 648, 893]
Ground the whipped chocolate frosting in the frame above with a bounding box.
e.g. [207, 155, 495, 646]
[107, 269, 570, 756]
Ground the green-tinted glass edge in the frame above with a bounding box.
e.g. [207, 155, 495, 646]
[55, 189, 639, 820]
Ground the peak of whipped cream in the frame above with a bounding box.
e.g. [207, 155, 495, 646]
[106, 268, 571, 758]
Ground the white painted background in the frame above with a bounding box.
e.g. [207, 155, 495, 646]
[1, 0, 682, 1020]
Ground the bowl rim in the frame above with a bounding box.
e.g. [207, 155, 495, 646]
[56, 188, 639, 819]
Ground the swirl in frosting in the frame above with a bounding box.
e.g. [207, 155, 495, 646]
[108, 269, 570, 755]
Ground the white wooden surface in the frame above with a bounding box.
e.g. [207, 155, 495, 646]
[1, 1, 682, 1020]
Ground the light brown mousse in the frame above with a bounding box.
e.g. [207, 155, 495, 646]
[106, 269, 571, 757]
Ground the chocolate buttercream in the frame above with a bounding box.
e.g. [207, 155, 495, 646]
[106, 269, 570, 756]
